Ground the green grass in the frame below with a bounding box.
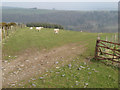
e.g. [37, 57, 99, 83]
[3, 27, 99, 58]
[23, 60, 118, 88]
[19, 50, 118, 88]
[3, 27, 118, 88]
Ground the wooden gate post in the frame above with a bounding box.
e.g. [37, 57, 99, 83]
[106, 36, 108, 41]
[94, 34, 100, 60]
[115, 34, 117, 43]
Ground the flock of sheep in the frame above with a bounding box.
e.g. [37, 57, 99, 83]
[30, 27, 60, 34]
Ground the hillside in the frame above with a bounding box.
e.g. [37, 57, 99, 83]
[2, 27, 118, 88]
[2, 7, 118, 33]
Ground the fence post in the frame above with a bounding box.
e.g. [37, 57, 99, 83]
[106, 36, 108, 41]
[97, 33, 100, 40]
[3, 27, 6, 39]
[95, 34, 100, 60]
[111, 35, 113, 42]
[6, 27, 9, 36]
[115, 34, 117, 43]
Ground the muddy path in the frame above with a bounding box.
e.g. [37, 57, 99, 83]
[2, 42, 87, 87]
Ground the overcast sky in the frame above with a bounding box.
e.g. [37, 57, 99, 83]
[2, 2, 118, 10]
[1, 0, 119, 10]
[1, 0, 120, 2]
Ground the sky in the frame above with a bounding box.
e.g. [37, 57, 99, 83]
[1, 0, 120, 2]
[2, 2, 118, 10]
[1, 0, 119, 10]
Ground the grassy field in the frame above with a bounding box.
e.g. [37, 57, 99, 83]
[3, 27, 99, 59]
[3, 27, 114, 56]
[2, 27, 118, 88]
[23, 59, 118, 88]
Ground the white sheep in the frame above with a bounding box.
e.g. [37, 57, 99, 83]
[36, 27, 42, 32]
[30, 27, 33, 29]
[11, 26, 13, 30]
[54, 29, 59, 34]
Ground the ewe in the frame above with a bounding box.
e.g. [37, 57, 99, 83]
[36, 27, 43, 32]
[54, 29, 59, 34]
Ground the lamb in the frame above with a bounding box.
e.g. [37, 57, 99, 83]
[54, 29, 59, 34]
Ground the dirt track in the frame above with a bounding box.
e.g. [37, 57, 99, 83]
[2, 42, 86, 87]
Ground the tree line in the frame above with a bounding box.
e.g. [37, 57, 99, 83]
[26, 22, 64, 29]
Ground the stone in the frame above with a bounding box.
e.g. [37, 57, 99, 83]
[31, 78, 36, 80]
[15, 56, 17, 57]
[18, 68, 22, 71]
[84, 62, 87, 65]
[32, 83, 36, 87]
[56, 72, 60, 74]
[10, 83, 15, 86]
[85, 83, 88, 86]
[20, 64, 24, 67]
[3, 68, 6, 71]
[62, 74, 65, 77]
[78, 68, 81, 70]
[39, 77, 43, 79]
[88, 72, 91, 74]
[25, 60, 29, 62]
[4, 61, 8, 63]
[80, 66, 85, 69]
[56, 67, 60, 69]
[95, 70, 98, 72]
[55, 61, 59, 64]
[68, 64, 72, 68]
[88, 68, 90, 70]
[34, 58, 38, 60]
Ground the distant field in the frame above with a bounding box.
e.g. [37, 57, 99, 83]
[2, 27, 118, 88]
[2, 8, 60, 15]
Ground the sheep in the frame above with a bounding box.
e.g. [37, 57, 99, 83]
[36, 27, 42, 32]
[36, 27, 44, 32]
[10, 26, 13, 30]
[30, 27, 33, 29]
[54, 29, 59, 34]
[36, 27, 38, 30]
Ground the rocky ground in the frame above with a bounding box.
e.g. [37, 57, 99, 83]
[2, 42, 87, 87]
